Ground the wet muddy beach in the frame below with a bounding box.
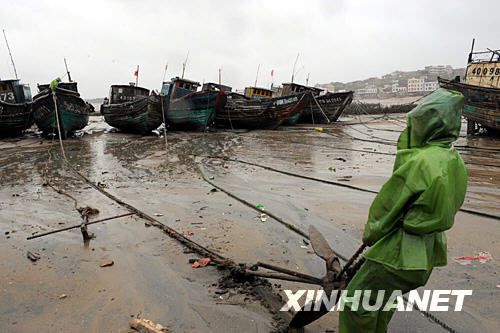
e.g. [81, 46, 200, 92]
[1, 114, 499, 332]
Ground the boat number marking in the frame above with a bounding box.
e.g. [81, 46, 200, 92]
[274, 96, 298, 106]
[0, 92, 15, 102]
[470, 67, 500, 76]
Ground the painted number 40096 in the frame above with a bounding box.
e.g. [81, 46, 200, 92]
[471, 67, 500, 76]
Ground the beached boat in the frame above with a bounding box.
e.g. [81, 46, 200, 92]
[100, 84, 163, 134]
[161, 77, 226, 131]
[0, 79, 33, 136]
[32, 82, 93, 138]
[438, 44, 500, 133]
[281, 83, 353, 124]
[215, 92, 311, 130]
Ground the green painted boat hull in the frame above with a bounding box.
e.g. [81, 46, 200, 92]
[0, 102, 33, 136]
[282, 112, 301, 126]
[166, 91, 225, 131]
[32, 88, 92, 138]
[101, 95, 163, 134]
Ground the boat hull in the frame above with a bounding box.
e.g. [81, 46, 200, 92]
[438, 78, 500, 131]
[165, 91, 226, 131]
[298, 91, 353, 123]
[0, 101, 33, 136]
[216, 92, 310, 130]
[101, 95, 162, 134]
[32, 88, 92, 138]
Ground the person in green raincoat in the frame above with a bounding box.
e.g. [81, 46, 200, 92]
[338, 88, 468, 332]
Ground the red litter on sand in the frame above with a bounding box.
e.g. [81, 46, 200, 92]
[191, 258, 211, 268]
[199, 258, 211, 267]
[454, 251, 492, 265]
[183, 232, 194, 236]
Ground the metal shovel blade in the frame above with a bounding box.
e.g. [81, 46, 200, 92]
[309, 225, 334, 261]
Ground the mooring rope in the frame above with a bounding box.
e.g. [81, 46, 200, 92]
[200, 155, 500, 221]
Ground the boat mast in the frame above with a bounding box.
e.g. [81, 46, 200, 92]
[306, 72, 310, 86]
[136, 65, 139, 86]
[218, 67, 222, 85]
[181, 51, 189, 79]
[291, 53, 299, 83]
[2, 29, 18, 79]
[64, 58, 72, 82]
[162, 63, 168, 82]
[464, 38, 475, 82]
[254, 64, 260, 87]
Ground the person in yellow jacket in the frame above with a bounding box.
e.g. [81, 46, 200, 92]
[338, 88, 468, 332]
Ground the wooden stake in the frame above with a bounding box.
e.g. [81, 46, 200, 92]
[26, 213, 134, 240]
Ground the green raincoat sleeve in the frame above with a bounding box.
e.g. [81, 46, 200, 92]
[361, 88, 468, 271]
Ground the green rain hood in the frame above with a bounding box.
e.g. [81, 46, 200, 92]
[362, 88, 468, 270]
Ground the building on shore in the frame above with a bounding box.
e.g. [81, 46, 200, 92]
[354, 85, 378, 98]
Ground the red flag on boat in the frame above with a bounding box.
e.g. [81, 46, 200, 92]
[271, 69, 274, 77]
[134, 69, 139, 77]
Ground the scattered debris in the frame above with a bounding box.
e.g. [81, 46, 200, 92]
[26, 251, 40, 262]
[259, 213, 267, 222]
[208, 176, 215, 180]
[454, 251, 492, 265]
[335, 157, 347, 162]
[314, 127, 323, 132]
[129, 318, 171, 333]
[199, 258, 211, 267]
[210, 188, 218, 192]
[183, 232, 194, 236]
[215, 289, 228, 295]
[100, 260, 114, 267]
[59, 294, 67, 299]
[256, 204, 265, 210]
[160, 169, 172, 173]
[153, 213, 163, 217]
[216, 302, 242, 305]
[191, 261, 200, 268]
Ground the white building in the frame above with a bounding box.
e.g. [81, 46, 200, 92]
[391, 82, 407, 93]
[408, 78, 425, 93]
[424, 81, 439, 92]
[355, 86, 378, 97]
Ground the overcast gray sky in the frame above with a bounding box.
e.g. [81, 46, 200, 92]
[1, 0, 498, 98]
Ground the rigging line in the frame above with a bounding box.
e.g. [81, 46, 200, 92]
[195, 160, 348, 261]
[200, 155, 500, 221]
[49, 94, 230, 265]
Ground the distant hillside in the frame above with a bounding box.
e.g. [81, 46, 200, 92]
[316, 65, 466, 92]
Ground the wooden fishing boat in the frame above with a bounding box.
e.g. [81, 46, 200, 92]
[0, 79, 33, 136]
[215, 92, 311, 130]
[32, 82, 93, 138]
[438, 43, 500, 133]
[100, 84, 163, 134]
[281, 83, 353, 124]
[161, 77, 226, 131]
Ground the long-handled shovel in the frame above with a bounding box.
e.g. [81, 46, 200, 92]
[244, 225, 367, 330]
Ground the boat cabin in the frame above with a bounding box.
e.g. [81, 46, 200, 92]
[161, 77, 200, 100]
[281, 82, 323, 97]
[244, 87, 274, 99]
[107, 84, 150, 104]
[202, 82, 232, 92]
[465, 49, 500, 89]
[0, 79, 32, 103]
[37, 81, 79, 93]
